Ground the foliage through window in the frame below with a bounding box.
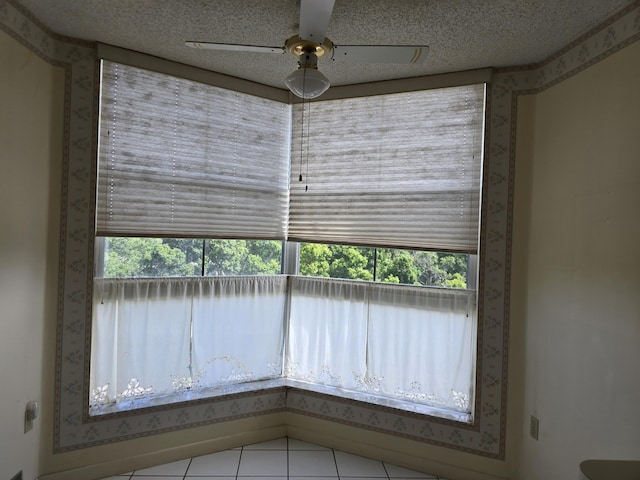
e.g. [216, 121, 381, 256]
[299, 243, 470, 288]
[98, 237, 469, 289]
[98, 237, 283, 278]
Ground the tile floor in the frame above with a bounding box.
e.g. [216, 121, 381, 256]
[100, 437, 448, 480]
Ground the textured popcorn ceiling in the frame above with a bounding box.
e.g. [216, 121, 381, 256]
[15, 0, 636, 89]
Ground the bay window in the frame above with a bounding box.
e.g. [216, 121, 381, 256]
[91, 60, 485, 422]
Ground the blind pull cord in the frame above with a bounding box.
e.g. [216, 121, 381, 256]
[298, 67, 305, 183]
[305, 100, 310, 192]
[299, 66, 310, 191]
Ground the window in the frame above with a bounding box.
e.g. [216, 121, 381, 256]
[299, 243, 473, 288]
[97, 238, 283, 277]
[90, 60, 484, 421]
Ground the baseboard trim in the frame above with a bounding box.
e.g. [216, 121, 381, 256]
[38, 424, 287, 480]
[286, 414, 509, 480]
[37, 412, 509, 480]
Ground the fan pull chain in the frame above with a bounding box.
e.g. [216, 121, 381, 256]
[299, 60, 310, 191]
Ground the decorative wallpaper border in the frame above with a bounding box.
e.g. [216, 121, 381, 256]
[1, 0, 97, 452]
[2, 0, 639, 459]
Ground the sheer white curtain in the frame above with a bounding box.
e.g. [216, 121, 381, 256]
[367, 284, 476, 412]
[286, 276, 476, 413]
[191, 276, 286, 388]
[286, 277, 368, 391]
[90, 278, 192, 405]
[92, 275, 474, 413]
[90, 276, 287, 406]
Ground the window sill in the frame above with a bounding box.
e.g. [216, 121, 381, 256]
[89, 378, 472, 424]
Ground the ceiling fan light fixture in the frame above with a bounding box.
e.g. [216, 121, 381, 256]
[285, 66, 330, 99]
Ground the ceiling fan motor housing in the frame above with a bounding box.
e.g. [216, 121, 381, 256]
[286, 35, 334, 60]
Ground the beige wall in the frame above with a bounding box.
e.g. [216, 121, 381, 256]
[0, 31, 64, 480]
[514, 41, 640, 479]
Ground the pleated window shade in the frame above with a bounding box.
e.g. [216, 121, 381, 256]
[97, 61, 485, 253]
[96, 61, 291, 240]
[289, 84, 485, 253]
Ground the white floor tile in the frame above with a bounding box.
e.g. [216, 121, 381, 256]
[244, 437, 289, 450]
[187, 449, 241, 476]
[335, 451, 387, 477]
[384, 462, 437, 478]
[288, 438, 331, 451]
[288, 450, 338, 477]
[99, 472, 132, 479]
[133, 458, 190, 476]
[236, 478, 287, 480]
[131, 477, 184, 480]
[185, 477, 236, 480]
[99, 437, 444, 480]
[289, 477, 338, 480]
[343, 478, 393, 480]
[238, 449, 288, 476]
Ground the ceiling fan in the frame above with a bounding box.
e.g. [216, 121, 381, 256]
[186, 0, 429, 99]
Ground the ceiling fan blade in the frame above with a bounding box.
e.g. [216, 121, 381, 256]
[331, 45, 430, 64]
[186, 41, 285, 54]
[299, 0, 335, 42]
